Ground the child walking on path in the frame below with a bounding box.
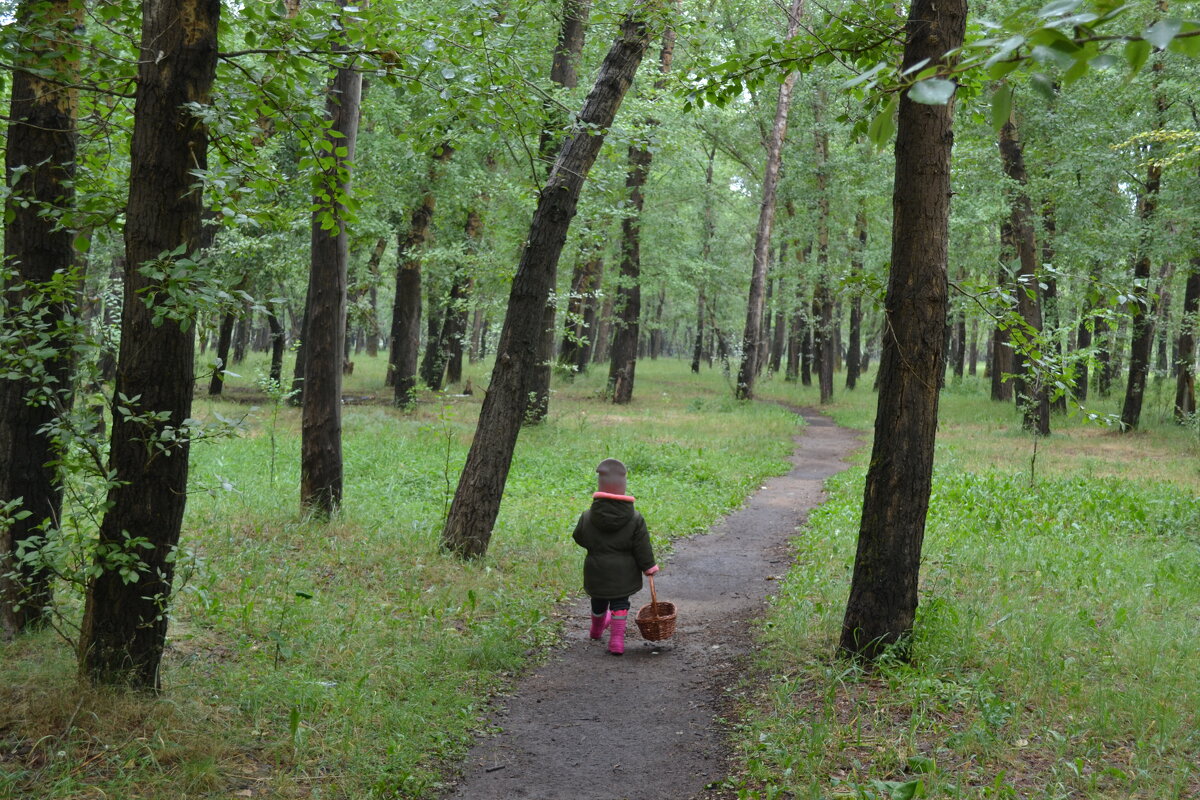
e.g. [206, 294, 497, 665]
[572, 458, 659, 655]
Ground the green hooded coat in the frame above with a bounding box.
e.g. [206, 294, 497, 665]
[572, 495, 656, 599]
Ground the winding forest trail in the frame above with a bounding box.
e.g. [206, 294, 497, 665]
[442, 409, 860, 800]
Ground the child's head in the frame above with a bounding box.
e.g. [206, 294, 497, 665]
[595, 458, 627, 494]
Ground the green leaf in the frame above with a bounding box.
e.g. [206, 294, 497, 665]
[1090, 53, 1121, 70]
[987, 60, 1021, 80]
[1144, 18, 1182, 51]
[1124, 39, 1151, 74]
[1037, 0, 1081, 17]
[1062, 56, 1089, 84]
[990, 85, 1013, 131]
[1029, 72, 1057, 100]
[908, 77, 956, 105]
[868, 94, 898, 147]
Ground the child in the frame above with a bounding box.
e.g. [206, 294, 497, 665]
[572, 458, 659, 655]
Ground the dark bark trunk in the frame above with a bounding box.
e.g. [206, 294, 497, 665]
[1174, 257, 1200, 421]
[1120, 186, 1160, 431]
[735, 0, 803, 400]
[968, 317, 978, 376]
[575, 255, 605, 373]
[651, 287, 667, 360]
[526, 0, 593, 422]
[990, 224, 1014, 402]
[267, 301, 285, 384]
[78, 0, 220, 689]
[232, 304, 250, 364]
[998, 118, 1049, 435]
[300, 11, 362, 517]
[208, 311, 236, 395]
[840, 0, 965, 660]
[812, 89, 834, 403]
[420, 293, 447, 391]
[441, 10, 656, 559]
[692, 145, 716, 374]
[388, 147, 450, 403]
[0, 0, 81, 634]
[443, 272, 469, 385]
[592, 296, 614, 363]
[846, 206, 866, 389]
[607, 24, 676, 406]
[288, 282, 310, 406]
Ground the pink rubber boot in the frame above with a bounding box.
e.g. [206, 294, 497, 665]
[607, 611, 628, 655]
[589, 611, 611, 640]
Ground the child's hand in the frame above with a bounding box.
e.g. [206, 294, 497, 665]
[644, 565, 660, 576]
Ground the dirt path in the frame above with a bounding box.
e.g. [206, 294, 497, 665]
[442, 409, 860, 800]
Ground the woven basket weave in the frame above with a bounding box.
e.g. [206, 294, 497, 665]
[635, 573, 676, 642]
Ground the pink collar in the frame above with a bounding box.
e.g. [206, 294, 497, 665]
[593, 491, 635, 502]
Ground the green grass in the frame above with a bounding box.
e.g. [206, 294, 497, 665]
[0, 356, 798, 800]
[726, 370, 1200, 799]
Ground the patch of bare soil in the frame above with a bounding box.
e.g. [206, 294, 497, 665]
[440, 409, 860, 800]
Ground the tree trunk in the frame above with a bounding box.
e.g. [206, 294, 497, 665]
[990, 223, 1015, 402]
[0, 0, 81, 635]
[267, 301, 285, 384]
[442, 271, 469, 385]
[735, 0, 803, 400]
[846, 205, 866, 389]
[839, 0, 965, 660]
[592, 296, 614, 363]
[208, 311, 236, 395]
[998, 117, 1049, 436]
[300, 9, 362, 518]
[526, 0, 593, 422]
[420, 292, 447, 390]
[1120, 56, 1166, 431]
[365, 235, 387, 358]
[608, 22, 677, 405]
[388, 146, 450, 404]
[78, 0, 220, 689]
[441, 8, 657, 559]
[692, 144, 717, 374]
[1174, 257, 1200, 421]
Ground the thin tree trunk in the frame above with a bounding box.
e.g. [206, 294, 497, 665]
[991, 223, 1015, 403]
[300, 6, 362, 517]
[441, 7, 657, 559]
[998, 116, 1049, 436]
[692, 144, 717, 374]
[526, 0, 593, 422]
[364, 235, 386, 358]
[388, 146, 451, 403]
[0, 0, 81, 635]
[78, 0, 220, 689]
[208, 311, 236, 396]
[968, 316, 979, 376]
[812, 88, 835, 403]
[1120, 53, 1166, 431]
[839, 0, 965, 660]
[735, 0, 803, 400]
[267, 301, 285, 384]
[608, 21, 677, 405]
[846, 205, 866, 389]
[1174, 256, 1200, 421]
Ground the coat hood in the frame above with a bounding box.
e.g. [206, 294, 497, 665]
[589, 494, 635, 533]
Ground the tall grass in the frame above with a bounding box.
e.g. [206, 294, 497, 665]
[0, 357, 797, 800]
[731, 372, 1200, 799]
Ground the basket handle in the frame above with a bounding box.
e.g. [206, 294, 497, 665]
[648, 572, 658, 611]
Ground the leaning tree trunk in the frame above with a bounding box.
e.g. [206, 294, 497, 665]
[0, 0, 81, 635]
[441, 7, 657, 559]
[300, 11, 362, 517]
[1174, 256, 1200, 421]
[736, 0, 804, 399]
[608, 21, 677, 405]
[78, 0, 220, 690]
[998, 116, 1049, 435]
[839, 0, 965, 660]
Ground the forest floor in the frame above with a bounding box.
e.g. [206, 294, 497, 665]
[440, 408, 861, 800]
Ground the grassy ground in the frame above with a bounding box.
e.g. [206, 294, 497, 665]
[0, 355, 799, 800]
[733, 369, 1200, 799]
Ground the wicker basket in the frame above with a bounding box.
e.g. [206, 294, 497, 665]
[635, 573, 677, 642]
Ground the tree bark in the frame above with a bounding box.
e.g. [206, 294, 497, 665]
[1120, 55, 1166, 431]
[388, 146, 450, 404]
[300, 7, 362, 517]
[1174, 257, 1200, 421]
[526, 0, 593, 422]
[608, 21, 677, 405]
[846, 205, 866, 389]
[267, 301, 285, 384]
[692, 144, 717, 374]
[990, 223, 1015, 403]
[735, 0, 803, 400]
[78, 0, 220, 689]
[998, 117, 1049, 436]
[839, 0, 965, 660]
[0, 0, 81, 635]
[208, 311, 236, 396]
[441, 7, 658, 559]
